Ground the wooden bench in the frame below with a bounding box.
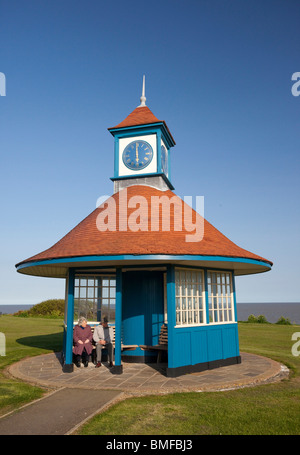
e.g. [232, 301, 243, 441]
[139, 324, 168, 363]
[90, 325, 138, 352]
[72, 323, 138, 363]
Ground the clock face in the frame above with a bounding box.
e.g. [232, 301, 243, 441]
[122, 140, 153, 171]
[161, 144, 168, 175]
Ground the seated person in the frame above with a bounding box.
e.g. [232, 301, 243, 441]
[93, 316, 114, 368]
[73, 317, 93, 367]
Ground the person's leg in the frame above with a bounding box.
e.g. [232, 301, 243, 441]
[75, 354, 81, 367]
[95, 344, 102, 366]
[82, 347, 89, 367]
[107, 343, 114, 366]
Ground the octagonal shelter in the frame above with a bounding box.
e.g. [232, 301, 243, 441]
[16, 81, 272, 376]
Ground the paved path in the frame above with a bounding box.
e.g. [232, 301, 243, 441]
[0, 352, 289, 435]
[0, 388, 122, 435]
[8, 352, 288, 394]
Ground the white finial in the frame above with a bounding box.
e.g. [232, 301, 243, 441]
[138, 75, 146, 107]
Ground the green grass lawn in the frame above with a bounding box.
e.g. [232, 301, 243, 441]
[0, 316, 299, 434]
[0, 315, 64, 416]
[77, 323, 300, 435]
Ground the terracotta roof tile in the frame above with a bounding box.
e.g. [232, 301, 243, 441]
[16, 185, 272, 267]
[108, 106, 176, 145]
[109, 106, 161, 129]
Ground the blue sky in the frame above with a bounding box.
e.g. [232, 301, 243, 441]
[1, 0, 299, 305]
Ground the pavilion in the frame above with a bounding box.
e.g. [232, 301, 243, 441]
[16, 79, 272, 376]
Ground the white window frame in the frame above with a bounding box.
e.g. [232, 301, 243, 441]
[74, 274, 116, 324]
[207, 270, 235, 324]
[175, 268, 206, 327]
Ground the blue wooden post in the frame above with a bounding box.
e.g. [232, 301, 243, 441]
[114, 267, 123, 373]
[63, 268, 75, 372]
[166, 264, 176, 372]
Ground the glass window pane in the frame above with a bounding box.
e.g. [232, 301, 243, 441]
[110, 287, 116, 298]
[80, 287, 87, 298]
[102, 287, 109, 298]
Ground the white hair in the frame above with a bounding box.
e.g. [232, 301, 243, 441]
[78, 316, 87, 325]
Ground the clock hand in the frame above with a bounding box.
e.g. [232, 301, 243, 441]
[136, 143, 139, 162]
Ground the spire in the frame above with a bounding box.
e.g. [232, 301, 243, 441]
[138, 75, 146, 107]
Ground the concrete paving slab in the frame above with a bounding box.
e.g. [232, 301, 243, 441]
[0, 388, 122, 435]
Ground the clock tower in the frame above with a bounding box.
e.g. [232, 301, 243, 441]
[108, 76, 176, 193]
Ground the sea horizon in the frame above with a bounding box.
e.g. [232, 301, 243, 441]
[0, 302, 299, 324]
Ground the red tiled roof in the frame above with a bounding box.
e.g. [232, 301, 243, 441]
[16, 185, 272, 267]
[110, 106, 161, 129]
[108, 106, 176, 145]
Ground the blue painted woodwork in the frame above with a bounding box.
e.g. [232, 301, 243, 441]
[16, 254, 272, 273]
[64, 269, 75, 366]
[166, 265, 176, 368]
[115, 268, 122, 366]
[121, 270, 164, 357]
[109, 123, 176, 149]
[109, 121, 174, 188]
[171, 323, 239, 369]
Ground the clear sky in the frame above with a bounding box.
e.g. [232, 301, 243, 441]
[1, 0, 299, 305]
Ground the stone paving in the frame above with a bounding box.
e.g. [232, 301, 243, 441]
[8, 351, 289, 395]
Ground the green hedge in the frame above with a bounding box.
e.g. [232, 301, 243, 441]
[14, 299, 65, 318]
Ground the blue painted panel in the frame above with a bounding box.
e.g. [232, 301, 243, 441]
[222, 325, 239, 358]
[191, 330, 208, 364]
[172, 331, 192, 367]
[171, 323, 239, 368]
[122, 270, 164, 356]
[207, 328, 223, 361]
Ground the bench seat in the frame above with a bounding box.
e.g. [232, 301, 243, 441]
[139, 324, 168, 363]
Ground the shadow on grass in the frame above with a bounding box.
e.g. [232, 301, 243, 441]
[16, 332, 63, 353]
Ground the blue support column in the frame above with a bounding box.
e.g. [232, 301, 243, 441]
[114, 267, 123, 374]
[166, 264, 176, 371]
[63, 268, 75, 372]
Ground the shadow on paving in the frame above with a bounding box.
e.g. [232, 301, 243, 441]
[0, 388, 122, 435]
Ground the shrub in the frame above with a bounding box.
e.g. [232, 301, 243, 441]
[247, 314, 269, 323]
[276, 316, 292, 325]
[257, 314, 268, 324]
[247, 314, 258, 323]
[14, 299, 65, 318]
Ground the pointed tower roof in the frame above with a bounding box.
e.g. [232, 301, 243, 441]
[108, 76, 175, 145]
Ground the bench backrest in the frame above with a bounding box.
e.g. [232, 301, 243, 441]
[158, 324, 168, 345]
[90, 325, 116, 344]
[90, 324, 167, 346]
